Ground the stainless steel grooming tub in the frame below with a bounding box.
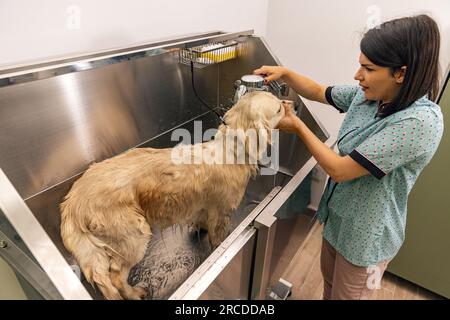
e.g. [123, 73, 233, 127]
[0, 31, 335, 300]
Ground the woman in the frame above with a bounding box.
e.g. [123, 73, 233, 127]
[254, 14, 444, 300]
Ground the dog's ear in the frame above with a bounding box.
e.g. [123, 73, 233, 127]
[255, 118, 272, 146]
[253, 118, 273, 161]
[222, 101, 240, 128]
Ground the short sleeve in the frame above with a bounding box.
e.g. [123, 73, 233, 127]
[325, 85, 360, 113]
[349, 116, 443, 179]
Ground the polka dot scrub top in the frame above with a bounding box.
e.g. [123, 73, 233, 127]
[316, 85, 444, 267]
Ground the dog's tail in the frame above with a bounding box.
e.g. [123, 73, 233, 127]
[60, 206, 123, 300]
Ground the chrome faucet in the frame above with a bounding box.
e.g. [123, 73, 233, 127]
[233, 74, 290, 104]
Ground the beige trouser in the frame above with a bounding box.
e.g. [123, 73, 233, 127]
[320, 237, 390, 300]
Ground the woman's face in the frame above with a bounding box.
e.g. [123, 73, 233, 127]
[354, 53, 405, 103]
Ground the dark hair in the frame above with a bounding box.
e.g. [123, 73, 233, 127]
[360, 14, 441, 117]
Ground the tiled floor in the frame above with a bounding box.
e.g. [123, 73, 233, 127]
[281, 222, 446, 300]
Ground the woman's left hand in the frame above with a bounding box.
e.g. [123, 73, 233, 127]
[276, 103, 302, 134]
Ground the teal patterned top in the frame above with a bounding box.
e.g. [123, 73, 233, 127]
[316, 85, 444, 267]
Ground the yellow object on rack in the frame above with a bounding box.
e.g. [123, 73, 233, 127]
[179, 40, 239, 67]
[198, 43, 237, 63]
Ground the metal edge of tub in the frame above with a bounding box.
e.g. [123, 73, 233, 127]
[168, 186, 282, 300]
[0, 169, 91, 300]
[0, 30, 254, 85]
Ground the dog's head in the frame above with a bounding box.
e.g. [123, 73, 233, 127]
[217, 91, 288, 163]
[222, 91, 285, 135]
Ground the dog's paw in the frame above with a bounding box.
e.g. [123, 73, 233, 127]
[125, 286, 148, 300]
[134, 286, 148, 300]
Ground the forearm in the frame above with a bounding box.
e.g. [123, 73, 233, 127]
[277, 103, 369, 182]
[293, 121, 344, 181]
[281, 69, 327, 104]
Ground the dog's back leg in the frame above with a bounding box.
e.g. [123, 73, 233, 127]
[206, 208, 232, 249]
[71, 236, 123, 300]
[89, 260, 123, 300]
[61, 216, 123, 300]
[110, 258, 147, 300]
[108, 214, 151, 300]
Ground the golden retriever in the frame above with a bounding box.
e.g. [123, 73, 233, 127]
[60, 91, 286, 300]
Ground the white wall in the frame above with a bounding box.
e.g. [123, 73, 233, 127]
[266, 0, 450, 135]
[0, 0, 268, 67]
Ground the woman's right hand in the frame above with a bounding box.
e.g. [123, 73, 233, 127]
[253, 65, 287, 83]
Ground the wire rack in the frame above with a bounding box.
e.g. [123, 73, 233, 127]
[179, 40, 241, 68]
